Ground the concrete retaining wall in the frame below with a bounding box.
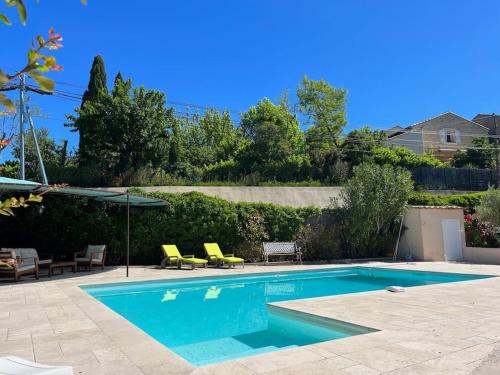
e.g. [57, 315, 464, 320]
[101, 186, 343, 208]
[464, 247, 500, 265]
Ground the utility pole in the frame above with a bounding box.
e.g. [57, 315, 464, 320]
[0, 74, 51, 184]
[494, 113, 499, 188]
[19, 74, 26, 180]
[26, 106, 48, 184]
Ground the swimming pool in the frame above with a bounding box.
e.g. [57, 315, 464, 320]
[82, 267, 491, 366]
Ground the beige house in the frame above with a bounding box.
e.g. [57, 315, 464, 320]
[386, 112, 490, 161]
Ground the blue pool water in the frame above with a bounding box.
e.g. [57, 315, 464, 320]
[82, 267, 491, 365]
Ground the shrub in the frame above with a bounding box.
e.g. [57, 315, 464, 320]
[235, 208, 269, 262]
[409, 192, 485, 208]
[371, 147, 444, 168]
[337, 163, 413, 258]
[476, 187, 500, 227]
[296, 209, 343, 260]
[465, 213, 500, 247]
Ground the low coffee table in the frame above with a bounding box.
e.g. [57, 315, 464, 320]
[48, 261, 77, 277]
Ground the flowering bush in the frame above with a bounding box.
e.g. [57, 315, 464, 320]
[464, 212, 500, 248]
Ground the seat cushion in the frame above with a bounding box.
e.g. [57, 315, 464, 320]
[3, 248, 38, 266]
[17, 265, 36, 272]
[222, 256, 244, 263]
[38, 259, 52, 265]
[85, 245, 105, 261]
[0, 258, 17, 268]
[76, 257, 103, 264]
[0, 260, 13, 269]
[181, 257, 208, 264]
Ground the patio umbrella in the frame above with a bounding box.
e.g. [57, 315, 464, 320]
[0, 177, 167, 277]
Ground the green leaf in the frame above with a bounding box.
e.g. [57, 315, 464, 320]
[0, 207, 14, 216]
[15, 0, 26, 25]
[28, 49, 40, 64]
[0, 93, 15, 113]
[28, 194, 43, 203]
[0, 71, 9, 84]
[28, 71, 54, 92]
[0, 13, 11, 25]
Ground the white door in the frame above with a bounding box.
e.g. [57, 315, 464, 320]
[441, 219, 463, 261]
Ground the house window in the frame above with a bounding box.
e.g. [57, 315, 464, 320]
[445, 130, 456, 143]
[440, 129, 460, 144]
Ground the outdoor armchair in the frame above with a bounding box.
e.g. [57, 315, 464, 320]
[161, 245, 208, 269]
[0, 249, 39, 281]
[74, 245, 106, 271]
[203, 243, 244, 268]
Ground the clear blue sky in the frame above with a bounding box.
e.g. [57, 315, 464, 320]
[2, 0, 500, 160]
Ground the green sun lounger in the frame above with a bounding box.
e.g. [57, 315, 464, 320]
[203, 243, 244, 268]
[161, 245, 208, 269]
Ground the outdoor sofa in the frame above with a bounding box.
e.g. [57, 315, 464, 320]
[0, 248, 41, 281]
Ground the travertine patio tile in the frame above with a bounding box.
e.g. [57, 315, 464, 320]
[343, 347, 418, 372]
[0, 336, 32, 352]
[341, 364, 381, 375]
[385, 356, 471, 375]
[237, 347, 324, 373]
[120, 340, 186, 368]
[32, 340, 62, 356]
[251, 355, 359, 374]
[193, 361, 256, 375]
[440, 344, 496, 365]
[0, 348, 35, 361]
[52, 318, 99, 334]
[2, 262, 500, 374]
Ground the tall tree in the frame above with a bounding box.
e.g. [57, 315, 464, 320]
[69, 73, 169, 176]
[238, 98, 308, 180]
[341, 127, 387, 165]
[77, 55, 108, 166]
[240, 98, 303, 165]
[298, 76, 347, 150]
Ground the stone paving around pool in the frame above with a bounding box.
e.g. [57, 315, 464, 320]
[1, 262, 500, 374]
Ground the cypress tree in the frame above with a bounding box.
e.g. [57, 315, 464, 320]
[81, 55, 108, 107]
[78, 55, 108, 166]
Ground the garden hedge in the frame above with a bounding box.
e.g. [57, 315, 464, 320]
[0, 191, 319, 265]
[408, 192, 485, 208]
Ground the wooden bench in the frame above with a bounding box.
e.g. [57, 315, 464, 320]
[262, 242, 302, 264]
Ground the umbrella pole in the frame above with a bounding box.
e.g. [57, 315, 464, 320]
[126, 193, 130, 277]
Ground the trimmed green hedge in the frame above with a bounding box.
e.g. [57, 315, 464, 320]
[408, 192, 485, 208]
[0, 191, 320, 265]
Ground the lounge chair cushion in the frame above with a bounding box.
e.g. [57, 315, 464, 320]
[204, 243, 244, 263]
[38, 259, 52, 265]
[182, 257, 208, 265]
[84, 245, 105, 262]
[75, 257, 103, 264]
[162, 245, 207, 265]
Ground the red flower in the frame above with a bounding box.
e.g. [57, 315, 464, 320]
[465, 214, 472, 223]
